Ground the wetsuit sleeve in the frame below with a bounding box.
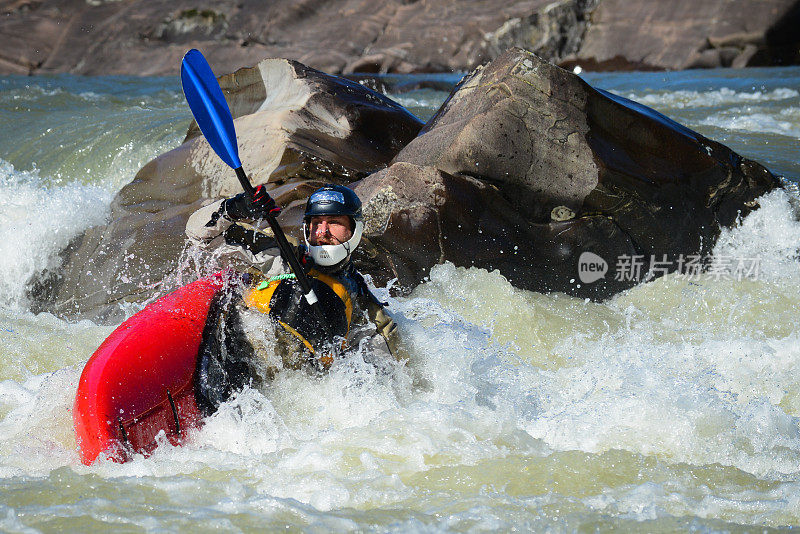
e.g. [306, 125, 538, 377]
[185, 199, 229, 243]
[364, 300, 407, 362]
[185, 199, 289, 275]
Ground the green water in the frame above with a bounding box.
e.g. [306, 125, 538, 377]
[1, 67, 800, 532]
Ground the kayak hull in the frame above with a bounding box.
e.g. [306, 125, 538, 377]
[73, 275, 223, 465]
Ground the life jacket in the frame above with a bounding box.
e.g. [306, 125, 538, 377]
[242, 270, 354, 369]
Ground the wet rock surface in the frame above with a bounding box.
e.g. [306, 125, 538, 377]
[28, 58, 422, 320]
[0, 0, 797, 76]
[353, 48, 780, 299]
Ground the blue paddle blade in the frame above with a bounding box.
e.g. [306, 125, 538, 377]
[180, 49, 241, 170]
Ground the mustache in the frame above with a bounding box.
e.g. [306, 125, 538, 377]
[313, 229, 343, 244]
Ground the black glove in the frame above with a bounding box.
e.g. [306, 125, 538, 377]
[222, 185, 280, 221]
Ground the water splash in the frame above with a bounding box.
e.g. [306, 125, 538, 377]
[623, 87, 799, 109]
[699, 108, 800, 138]
[0, 160, 111, 308]
[2, 70, 800, 530]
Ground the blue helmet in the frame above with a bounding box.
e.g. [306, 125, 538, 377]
[304, 184, 363, 221]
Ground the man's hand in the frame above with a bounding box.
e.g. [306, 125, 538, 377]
[223, 185, 281, 221]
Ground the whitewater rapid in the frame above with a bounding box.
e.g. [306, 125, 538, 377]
[1, 67, 800, 531]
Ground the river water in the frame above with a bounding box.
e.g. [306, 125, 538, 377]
[1, 65, 799, 532]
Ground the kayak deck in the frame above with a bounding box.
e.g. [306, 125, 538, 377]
[73, 275, 223, 464]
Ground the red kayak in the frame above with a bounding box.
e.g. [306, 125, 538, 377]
[73, 274, 223, 465]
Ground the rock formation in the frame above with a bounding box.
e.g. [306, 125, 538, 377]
[352, 48, 780, 298]
[568, 0, 800, 70]
[28, 58, 422, 320]
[1, 0, 797, 76]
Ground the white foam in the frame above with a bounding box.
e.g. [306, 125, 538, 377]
[623, 87, 799, 109]
[0, 368, 82, 474]
[713, 188, 800, 281]
[2, 238, 800, 524]
[0, 159, 112, 307]
[699, 108, 800, 138]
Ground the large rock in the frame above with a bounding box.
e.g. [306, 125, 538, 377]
[28, 58, 422, 320]
[1, 0, 797, 76]
[352, 48, 780, 299]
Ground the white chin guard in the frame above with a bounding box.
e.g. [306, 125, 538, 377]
[305, 220, 364, 267]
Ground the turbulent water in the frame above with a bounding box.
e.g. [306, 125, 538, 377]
[1, 66, 800, 532]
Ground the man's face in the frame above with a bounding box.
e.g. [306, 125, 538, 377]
[308, 215, 353, 246]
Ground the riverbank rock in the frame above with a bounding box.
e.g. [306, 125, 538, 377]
[567, 0, 800, 70]
[352, 48, 780, 299]
[1, 0, 797, 76]
[28, 58, 422, 320]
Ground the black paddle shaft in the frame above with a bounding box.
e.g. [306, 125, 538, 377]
[234, 166, 326, 322]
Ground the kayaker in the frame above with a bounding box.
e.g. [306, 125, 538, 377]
[185, 184, 403, 414]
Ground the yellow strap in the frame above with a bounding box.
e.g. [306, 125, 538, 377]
[307, 269, 353, 328]
[277, 320, 316, 353]
[243, 279, 280, 313]
[242, 271, 353, 361]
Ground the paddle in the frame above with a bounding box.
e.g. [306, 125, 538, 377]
[180, 49, 322, 312]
